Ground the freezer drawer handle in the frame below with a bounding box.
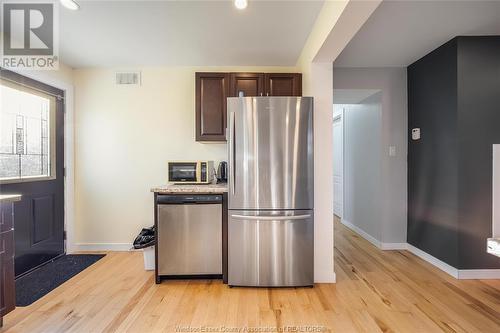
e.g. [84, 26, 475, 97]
[231, 214, 311, 221]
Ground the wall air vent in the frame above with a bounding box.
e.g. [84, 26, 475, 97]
[115, 71, 141, 85]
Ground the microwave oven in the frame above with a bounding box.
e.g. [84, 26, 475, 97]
[167, 161, 214, 184]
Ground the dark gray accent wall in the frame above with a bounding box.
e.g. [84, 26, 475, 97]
[457, 37, 500, 269]
[407, 39, 459, 267]
[408, 36, 500, 270]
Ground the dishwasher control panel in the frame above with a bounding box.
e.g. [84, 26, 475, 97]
[157, 194, 222, 204]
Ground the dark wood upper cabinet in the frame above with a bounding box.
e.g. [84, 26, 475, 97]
[195, 72, 229, 141]
[229, 73, 265, 97]
[195, 72, 302, 142]
[265, 73, 302, 96]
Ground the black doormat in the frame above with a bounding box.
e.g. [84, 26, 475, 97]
[15, 254, 105, 306]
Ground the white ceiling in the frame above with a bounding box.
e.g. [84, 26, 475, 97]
[334, 0, 500, 68]
[59, 0, 324, 68]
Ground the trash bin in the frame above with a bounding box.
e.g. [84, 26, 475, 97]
[133, 226, 155, 271]
[143, 246, 155, 271]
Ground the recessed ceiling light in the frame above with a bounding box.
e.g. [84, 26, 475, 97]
[60, 0, 80, 11]
[234, 0, 248, 10]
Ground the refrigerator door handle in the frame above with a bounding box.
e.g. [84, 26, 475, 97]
[231, 214, 312, 221]
[229, 110, 236, 195]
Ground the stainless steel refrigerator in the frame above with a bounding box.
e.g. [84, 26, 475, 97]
[227, 96, 314, 287]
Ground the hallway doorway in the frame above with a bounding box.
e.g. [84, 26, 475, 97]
[332, 89, 383, 244]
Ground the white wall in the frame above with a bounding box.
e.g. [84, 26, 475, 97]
[339, 93, 383, 243]
[333, 68, 407, 245]
[72, 66, 297, 249]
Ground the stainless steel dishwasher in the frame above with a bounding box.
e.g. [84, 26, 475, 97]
[156, 194, 222, 277]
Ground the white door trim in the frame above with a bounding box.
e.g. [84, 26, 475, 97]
[11, 69, 76, 253]
[332, 108, 344, 218]
[493, 144, 500, 237]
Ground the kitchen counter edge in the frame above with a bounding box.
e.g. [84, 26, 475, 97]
[151, 184, 228, 194]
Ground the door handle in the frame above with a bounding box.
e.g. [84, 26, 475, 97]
[231, 214, 311, 221]
[229, 111, 236, 195]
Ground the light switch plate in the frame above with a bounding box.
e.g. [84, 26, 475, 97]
[389, 146, 396, 157]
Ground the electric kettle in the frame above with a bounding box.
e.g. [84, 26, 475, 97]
[217, 161, 227, 183]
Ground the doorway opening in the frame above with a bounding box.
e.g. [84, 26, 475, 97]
[332, 89, 383, 245]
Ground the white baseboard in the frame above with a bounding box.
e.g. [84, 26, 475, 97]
[341, 219, 407, 250]
[458, 269, 500, 279]
[341, 221, 500, 280]
[380, 242, 408, 250]
[406, 244, 500, 280]
[406, 243, 459, 278]
[314, 272, 336, 284]
[341, 219, 382, 248]
[72, 243, 133, 252]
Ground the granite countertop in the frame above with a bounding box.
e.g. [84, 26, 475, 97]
[151, 183, 228, 194]
[0, 194, 22, 203]
[487, 238, 500, 258]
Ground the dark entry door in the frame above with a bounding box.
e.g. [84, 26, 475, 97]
[0, 69, 65, 277]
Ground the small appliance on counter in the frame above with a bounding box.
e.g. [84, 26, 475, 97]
[167, 161, 214, 184]
[216, 161, 227, 183]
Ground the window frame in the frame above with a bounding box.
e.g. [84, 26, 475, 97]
[0, 78, 57, 184]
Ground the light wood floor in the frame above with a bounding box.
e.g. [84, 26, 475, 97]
[3, 217, 500, 332]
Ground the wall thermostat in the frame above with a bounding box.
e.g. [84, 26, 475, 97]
[412, 128, 421, 140]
